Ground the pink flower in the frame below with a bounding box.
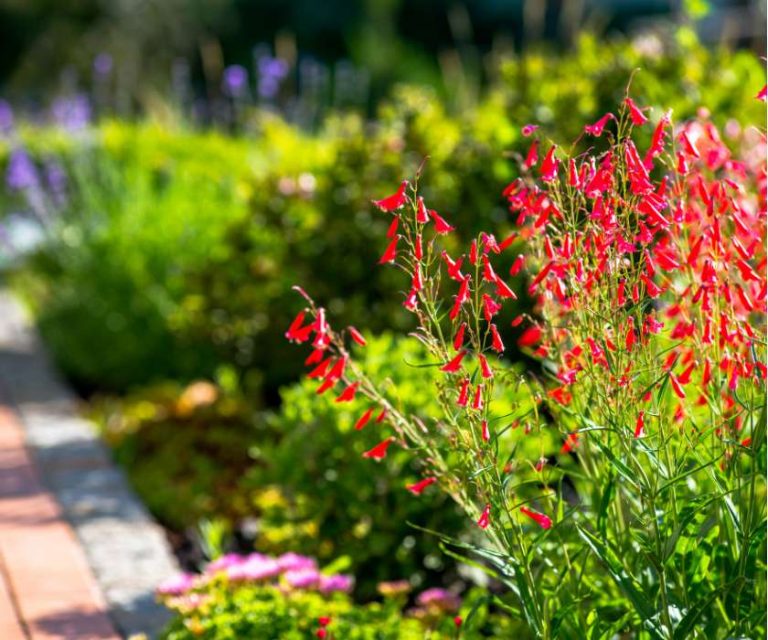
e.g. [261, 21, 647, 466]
[416, 588, 461, 612]
[276, 553, 318, 572]
[319, 574, 354, 594]
[521, 124, 539, 137]
[156, 572, 196, 596]
[285, 568, 320, 589]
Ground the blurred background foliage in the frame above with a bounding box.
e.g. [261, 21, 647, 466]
[0, 0, 765, 607]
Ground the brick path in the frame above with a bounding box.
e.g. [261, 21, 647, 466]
[0, 404, 119, 640]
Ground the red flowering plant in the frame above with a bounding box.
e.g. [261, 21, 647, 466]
[285, 91, 766, 638]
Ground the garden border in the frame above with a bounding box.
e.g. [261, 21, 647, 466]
[0, 289, 179, 638]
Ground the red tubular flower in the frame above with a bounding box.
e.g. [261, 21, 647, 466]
[318, 617, 331, 627]
[520, 506, 552, 529]
[454, 616, 463, 628]
[307, 356, 333, 379]
[482, 294, 502, 322]
[560, 433, 579, 454]
[429, 209, 455, 234]
[403, 288, 418, 311]
[472, 384, 484, 411]
[758, 85, 767, 101]
[406, 477, 437, 495]
[456, 378, 470, 407]
[481, 420, 490, 442]
[285, 311, 307, 341]
[441, 350, 467, 373]
[584, 112, 616, 136]
[335, 383, 359, 403]
[517, 325, 542, 348]
[414, 234, 423, 260]
[386, 216, 400, 238]
[510, 255, 525, 276]
[478, 353, 494, 379]
[375, 408, 388, 423]
[477, 503, 491, 529]
[669, 374, 686, 399]
[489, 324, 505, 353]
[416, 197, 429, 224]
[348, 326, 367, 347]
[379, 235, 399, 264]
[540, 145, 559, 182]
[523, 139, 539, 169]
[363, 436, 394, 459]
[305, 348, 324, 365]
[372, 181, 408, 211]
[625, 97, 648, 125]
[494, 277, 517, 299]
[453, 323, 466, 350]
[634, 411, 645, 438]
[355, 407, 375, 431]
[316, 630, 327, 639]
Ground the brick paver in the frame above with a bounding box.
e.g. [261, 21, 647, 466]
[0, 405, 119, 640]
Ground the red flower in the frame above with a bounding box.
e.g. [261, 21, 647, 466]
[634, 411, 645, 438]
[456, 378, 470, 407]
[520, 506, 552, 529]
[307, 356, 333, 379]
[348, 326, 367, 346]
[625, 98, 648, 126]
[481, 420, 490, 442]
[454, 616, 463, 628]
[757, 85, 767, 101]
[355, 407, 375, 430]
[478, 353, 494, 379]
[510, 255, 525, 276]
[429, 209, 455, 234]
[285, 310, 307, 341]
[472, 384, 484, 411]
[540, 145, 559, 182]
[372, 181, 408, 211]
[477, 503, 491, 529]
[584, 112, 616, 136]
[416, 196, 430, 224]
[494, 277, 517, 299]
[318, 617, 331, 627]
[517, 325, 542, 348]
[441, 350, 467, 373]
[363, 437, 395, 459]
[379, 235, 399, 264]
[489, 324, 505, 353]
[406, 477, 437, 495]
[386, 216, 399, 238]
[523, 139, 539, 169]
[453, 323, 466, 350]
[560, 432, 579, 454]
[669, 374, 686, 399]
[335, 383, 359, 403]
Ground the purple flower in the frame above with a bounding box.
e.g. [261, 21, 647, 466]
[51, 94, 91, 131]
[284, 568, 320, 589]
[222, 65, 249, 98]
[227, 555, 281, 582]
[6, 149, 38, 191]
[276, 552, 317, 572]
[0, 100, 13, 134]
[45, 160, 67, 203]
[156, 572, 196, 596]
[257, 56, 289, 99]
[93, 53, 113, 77]
[416, 588, 461, 612]
[318, 573, 354, 594]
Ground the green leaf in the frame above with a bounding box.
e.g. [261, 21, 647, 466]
[576, 525, 666, 640]
[672, 581, 741, 640]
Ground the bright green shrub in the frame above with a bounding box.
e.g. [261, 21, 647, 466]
[5, 121, 255, 392]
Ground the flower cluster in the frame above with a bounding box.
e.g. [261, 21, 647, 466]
[156, 551, 353, 608]
[285, 92, 766, 637]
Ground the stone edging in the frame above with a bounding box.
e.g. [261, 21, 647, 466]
[0, 290, 179, 638]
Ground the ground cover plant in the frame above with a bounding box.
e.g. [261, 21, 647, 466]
[283, 92, 767, 637]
